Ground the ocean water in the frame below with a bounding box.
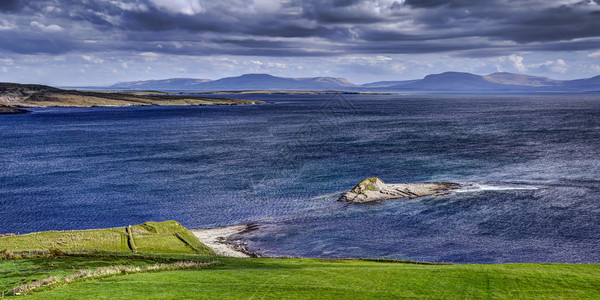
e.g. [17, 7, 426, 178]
[1, 94, 600, 263]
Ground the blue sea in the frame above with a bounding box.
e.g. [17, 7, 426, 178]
[1, 94, 600, 263]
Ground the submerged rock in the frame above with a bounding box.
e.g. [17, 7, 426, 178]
[338, 177, 460, 203]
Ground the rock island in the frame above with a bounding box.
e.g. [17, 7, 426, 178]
[338, 177, 460, 203]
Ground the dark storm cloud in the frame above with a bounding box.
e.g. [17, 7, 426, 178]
[490, 5, 600, 43]
[0, 0, 599, 56]
[403, 0, 480, 8]
[299, 0, 387, 23]
[0, 0, 22, 11]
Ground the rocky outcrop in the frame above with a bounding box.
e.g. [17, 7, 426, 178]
[0, 105, 30, 114]
[338, 177, 460, 203]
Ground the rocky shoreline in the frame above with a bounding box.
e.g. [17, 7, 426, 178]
[0, 105, 30, 114]
[191, 224, 262, 258]
[339, 177, 460, 203]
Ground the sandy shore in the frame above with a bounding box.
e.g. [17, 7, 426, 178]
[191, 225, 254, 258]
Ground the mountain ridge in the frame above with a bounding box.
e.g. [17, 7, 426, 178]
[100, 72, 600, 92]
[109, 74, 357, 91]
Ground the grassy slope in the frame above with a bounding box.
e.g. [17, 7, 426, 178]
[0, 220, 214, 256]
[0, 82, 263, 109]
[19, 258, 600, 299]
[131, 221, 214, 255]
[0, 229, 128, 253]
[3, 222, 599, 299]
[0, 221, 216, 295]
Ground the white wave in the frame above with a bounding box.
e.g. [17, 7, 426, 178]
[454, 183, 539, 193]
[312, 191, 343, 200]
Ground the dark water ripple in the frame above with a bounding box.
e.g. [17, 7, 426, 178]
[1, 94, 600, 263]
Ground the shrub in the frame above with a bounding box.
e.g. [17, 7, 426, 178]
[49, 248, 66, 256]
[1, 249, 18, 260]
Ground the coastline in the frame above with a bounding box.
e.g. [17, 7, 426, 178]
[191, 224, 261, 258]
[0, 101, 263, 115]
[0, 82, 265, 112]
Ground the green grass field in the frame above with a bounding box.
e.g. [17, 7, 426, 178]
[14, 258, 600, 299]
[0, 256, 163, 293]
[2, 221, 600, 299]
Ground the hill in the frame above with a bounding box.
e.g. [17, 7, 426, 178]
[6, 73, 600, 95]
[0, 220, 217, 296]
[0, 220, 214, 256]
[110, 78, 213, 90]
[563, 74, 600, 90]
[399, 72, 510, 91]
[362, 72, 600, 92]
[102, 72, 600, 92]
[360, 79, 418, 88]
[110, 74, 358, 91]
[483, 72, 561, 87]
[0, 82, 262, 112]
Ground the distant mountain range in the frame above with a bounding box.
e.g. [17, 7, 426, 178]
[109, 74, 355, 91]
[104, 72, 600, 93]
[110, 78, 213, 91]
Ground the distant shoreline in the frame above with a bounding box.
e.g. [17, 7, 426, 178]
[0, 101, 263, 114]
[0, 82, 266, 114]
[181, 91, 392, 95]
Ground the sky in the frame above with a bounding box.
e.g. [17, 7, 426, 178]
[1, 0, 600, 86]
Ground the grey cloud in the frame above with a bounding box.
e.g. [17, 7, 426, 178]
[389, 1, 402, 9]
[0, 0, 21, 11]
[0, 31, 83, 54]
[403, 0, 480, 8]
[300, 1, 386, 24]
[0, 0, 599, 57]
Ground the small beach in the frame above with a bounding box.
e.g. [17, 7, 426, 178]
[191, 225, 252, 258]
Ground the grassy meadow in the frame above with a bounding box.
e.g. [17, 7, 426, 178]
[2, 221, 600, 299]
[10, 258, 600, 299]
